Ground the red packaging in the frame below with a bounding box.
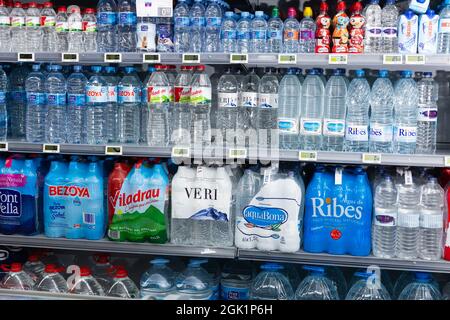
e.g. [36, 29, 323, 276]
[332, 1, 349, 53]
[348, 1, 366, 53]
[315, 1, 331, 53]
[445, 185, 450, 260]
[107, 163, 131, 225]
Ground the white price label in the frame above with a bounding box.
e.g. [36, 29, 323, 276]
[404, 170, 413, 185]
[230, 54, 248, 64]
[445, 156, 450, 167]
[0, 142, 8, 152]
[172, 147, 190, 158]
[362, 153, 382, 164]
[383, 54, 403, 65]
[18, 53, 35, 62]
[328, 54, 348, 64]
[405, 54, 425, 65]
[278, 54, 297, 64]
[182, 53, 200, 64]
[105, 145, 123, 156]
[143, 53, 161, 63]
[61, 53, 79, 62]
[335, 167, 343, 185]
[299, 151, 318, 162]
[136, 0, 173, 17]
[43, 144, 60, 153]
[104, 53, 122, 63]
[228, 148, 247, 159]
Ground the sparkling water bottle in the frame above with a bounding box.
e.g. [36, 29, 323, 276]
[86, 66, 108, 145]
[283, 7, 300, 53]
[104, 66, 119, 143]
[8, 64, 27, 140]
[300, 69, 324, 150]
[217, 68, 239, 145]
[382, 0, 399, 53]
[364, 0, 382, 53]
[419, 177, 444, 260]
[67, 65, 87, 144]
[0, 66, 7, 141]
[323, 69, 347, 151]
[295, 266, 339, 300]
[118, 66, 141, 144]
[251, 11, 267, 53]
[118, 0, 136, 52]
[173, 0, 190, 53]
[278, 68, 301, 150]
[10, 2, 27, 52]
[205, 0, 222, 52]
[41, 2, 57, 52]
[250, 263, 294, 300]
[345, 69, 370, 152]
[416, 72, 438, 154]
[83, 8, 97, 52]
[97, 0, 118, 52]
[369, 70, 394, 153]
[36, 264, 68, 293]
[239, 68, 260, 136]
[67, 6, 83, 52]
[221, 11, 236, 53]
[299, 7, 316, 53]
[190, 65, 211, 147]
[45, 65, 67, 144]
[236, 11, 251, 53]
[55, 6, 68, 52]
[345, 272, 391, 300]
[189, 0, 205, 52]
[0, 0, 11, 52]
[172, 65, 192, 146]
[267, 7, 283, 53]
[258, 68, 279, 148]
[437, 0, 450, 54]
[399, 272, 442, 300]
[26, 2, 42, 52]
[25, 64, 46, 143]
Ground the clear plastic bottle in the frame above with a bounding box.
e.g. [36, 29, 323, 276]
[300, 69, 324, 150]
[299, 7, 316, 53]
[205, 0, 222, 52]
[283, 7, 300, 53]
[258, 68, 279, 148]
[136, 16, 157, 52]
[398, 272, 442, 300]
[0, 65, 6, 141]
[156, 16, 174, 52]
[26, 2, 42, 52]
[437, 0, 450, 54]
[82, 8, 97, 52]
[190, 65, 211, 147]
[25, 64, 46, 143]
[67, 6, 83, 52]
[189, 0, 205, 52]
[266, 8, 283, 53]
[0, 263, 34, 290]
[173, 0, 190, 53]
[69, 266, 105, 296]
[345, 69, 370, 152]
[118, 66, 141, 144]
[236, 11, 251, 53]
[118, 0, 136, 52]
[41, 2, 57, 52]
[10, 2, 27, 52]
[23, 255, 45, 283]
[216, 68, 238, 145]
[416, 72, 438, 154]
[55, 6, 68, 52]
[220, 261, 253, 300]
[8, 64, 27, 140]
[239, 68, 260, 138]
[172, 65, 192, 147]
[86, 66, 108, 145]
[96, 0, 118, 52]
[221, 11, 236, 53]
[369, 70, 394, 153]
[382, 0, 399, 53]
[140, 259, 177, 300]
[295, 266, 339, 300]
[107, 268, 139, 299]
[345, 272, 391, 300]
[45, 65, 67, 144]
[364, 0, 382, 53]
[104, 66, 119, 143]
[0, 0, 11, 52]
[250, 263, 294, 300]
[92, 254, 113, 292]
[36, 264, 68, 293]
[251, 11, 267, 53]
[67, 65, 87, 144]
[176, 259, 213, 300]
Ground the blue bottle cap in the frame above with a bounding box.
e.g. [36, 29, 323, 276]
[446, 0, 450, 5]
[105, 66, 116, 73]
[423, 72, 433, 77]
[225, 11, 234, 17]
[386, 0, 395, 4]
[287, 67, 296, 74]
[370, 0, 379, 4]
[53, 65, 62, 71]
[355, 69, 365, 77]
[379, 70, 389, 78]
[402, 70, 413, 78]
[260, 263, 284, 271]
[241, 11, 250, 18]
[303, 265, 325, 274]
[124, 66, 135, 74]
[188, 259, 208, 267]
[426, 9, 435, 17]
[255, 11, 264, 17]
[73, 65, 83, 72]
[150, 258, 170, 265]
[32, 64, 40, 71]
[91, 66, 102, 73]
[414, 272, 432, 282]
[404, 10, 415, 19]
[308, 69, 318, 75]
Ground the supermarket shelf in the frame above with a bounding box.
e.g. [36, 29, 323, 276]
[238, 249, 450, 274]
[0, 235, 237, 259]
[0, 289, 122, 300]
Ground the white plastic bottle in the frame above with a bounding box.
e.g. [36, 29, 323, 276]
[364, 0, 382, 53]
[45, 65, 67, 144]
[67, 65, 87, 144]
[221, 11, 236, 53]
[25, 64, 46, 143]
[267, 8, 283, 53]
[41, 2, 57, 52]
[239, 68, 260, 137]
[205, 0, 222, 52]
[189, 0, 205, 52]
[10, 2, 27, 52]
[26, 2, 42, 52]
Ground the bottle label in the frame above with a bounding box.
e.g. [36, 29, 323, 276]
[56, 21, 69, 32]
[0, 92, 5, 104]
[118, 85, 140, 103]
[69, 21, 82, 32]
[11, 17, 25, 27]
[108, 86, 117, 103]
[397, 208, 420, 228]
[11, 91, 25, 103]
[148, 86, 170, 103]
[240, 92, 258, 107]
[417, 106, 438, 122]
[68, 93, 86, 106]
[221, 30, 236, 40]
[175, 17, 190, 27]
[237, 31, 251, 40]
[284, 29, 299, 41]
[258, 93, 278, 109]
[395, 126, 417, 143]
[345, 124, 369, 142]
[174, 86, 190, 104]
[26, 16, 40, 27]
[366, 26, 382, 38]
[157, 24, 174, 49]
[382, 27, 397, 38]
[300, 118, 322, 135]
[83, 21, 97, 32]
[46, 93, 66, 106]
[191, 17, 206, 27]
[218, 93, 238, 108]
[221, 286, 249, 300]
[41, 16, 56, 27]
[300, 29, 314, 40]
[369, 124, 393, 142]
[86, 85, 108, 103]
[278, 118, 298, 134]
[0, 16, 10, 26]
[323, 119, 345, 137]
[206, 17, 221, 27]
[252, 30, 266, 40]
[190, 87, 211, 105]
[420, 210, 443, 228]
[97, 12, 117, 25]
[267, 30, 282, 40]
[137, 22, 156, 52]
[439, 18, 450, 33]
[374, 208, 397, 227]
[119, 12, 136, 26]
[26, 92, 45, 105]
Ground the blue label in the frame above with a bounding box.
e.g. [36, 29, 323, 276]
[191, 17, 206, 27]
[221, 286, 249, 300]
[158, 24, 173, 39]
[268, 30, 282, 39]
[119, 12, 136, 26]
[206, 17, 222, 27]
[221, 30, 236, 40]
[0, 189, 22, 218]
[326, 122, 345, 133]
[47, 93, 66, 106]
[97, 12, 117, 25]
[68, 94, 86, 107]
[237, 31, 251, 40]
[0, 92, 6, 104]
[242, 205, 288, 228]
[26, 93, 45, 105]
[175, 17, 190, 27]
[279, 121, 294, 130]
[252, 30, 266, 40]
[11, 91, 26, 103]
[304, 122, 321, 132]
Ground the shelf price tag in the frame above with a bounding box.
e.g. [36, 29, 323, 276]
[143, 53, 161, 63]
[328, 54, 348, 64]
[172, 147, 190, 158]
[104, 53, 122, 63]
[43, 144, 60, 153]
[228, 148, 247, 159]
[299, 151, 318, 162]
[230, 54, 248, 64]
[105, 145, 123, 156]
[61, 53, 79, 62]
[0, 142, 8, 152]
[405, 54, 425, 65]
[18, 53, 35, 62]
[182, 53, 200, 64]
[444, 156, 450, 167]
[278, 54, 297, 64]
[362, 153, 382, 164]
[383, 54, 403, 65]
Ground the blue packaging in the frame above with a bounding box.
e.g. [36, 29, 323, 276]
[83, 161, 105, 240]
[65, 160, 87, 239]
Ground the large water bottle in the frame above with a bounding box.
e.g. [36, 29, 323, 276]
[295, 266, 339, 300]
[140, 259, 177, 299]
[258, 68, 279, 148]
[251, 11, 267, 53]
[419, 177, 444, 260]
[393, 70, 419, 154]
[344, 70, 370, 152]
[176, 259, 213, 300]
[398, 272, 442, 300]
[190, 65, 211, 147]
[0, 0, 11, 52]
[172, 65, 192, 147]
[283, 7, 300, 53]
[10, 2, 26, 52]
[104, 66, 119, 143]
[300, 69, 324, 150]
[118, 0, 136, 52]
[86, 66, 108, 145]
[250, 263, 294, 300]
[0, 66, 7, 141]
[97, 0, 118, 52]
[45, 65, 67, 144]
[173, 0, 190, 53]
[396, 181, 420, 259]
[216, 68, 239, 144]
[55, 6, 68, 52]
[382, 0, 399, 53]
[0, 263, 34, 290]
[364, 0, 382, 53]
[118, 66, 141, 144]
[8, 64, 27, 140]
[23, 255, 45, 283]
[221, 11, 236, 53]
[205, 0, 222, 52]
[107, 268, 139, 298]
[323, 69, 347, 151]
[239, 68, 260, 136]
[220, 261, 253, 300]
[299, 7, 316, 53]
[25, 64, 46, 143]
[41, 2, 57, 52]
[369, 70, 394, 153]
[189, 0, 205, 52]
[437, 0, 450, 53]
[82, 8, 98, 52]
[66, 65, 87, 144]
[372, 175, 398, 258]
[278, 68, 301, 150]
[236, 12, 251, 53]
[67, 6, 83, 52]
[26, 2, 42, 52]
[69, 266, 105, 296]
[416, 72, 438, 154]
[36, 264, 68, 293]
[345, 272, 391, 300]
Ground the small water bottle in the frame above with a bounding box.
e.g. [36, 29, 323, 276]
[104, 66, 119, 143]
[117, 0, 137, 52]
[416, 72, 438, 154]
[267, 8, 283, 53]
[189, 0, 205, 53]
[10, 2, 27, 52]
[364, 0, 382, 53]
[173, 0, 190, 53]
[236, 12, 251, 53]
[239, 68, 260, 137]
[251, 11, 267, 53]
[45, 65, 67, 144]
[283, 7, 300, 53]
[205, 0, 222, 52]
[86, 66, 108, 145]
[437, 0, 450, 54]
[67, 65, 87, 144]
[382, 0, 399, 53]
[55, 6, 68, 52]
[221, 11, 236, 53]
[96, 0, 118, 52]
[299, 7, 316, 53]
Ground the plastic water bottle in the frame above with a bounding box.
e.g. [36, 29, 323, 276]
[250, 263, 294, 300]
[107, 268, 139, 298]
[216, 68, 238, 144]
[372, 175, 398, 258]
[220, 261, 253, 300]
[91, 254, 113, 292]
[364, 0, 382, 53]
[97, 0, 118, 52]
[25, 64, 46, 143]
[258, 68, 279, 148]
[66, 65, 87, 144]
[399, 272, 442, 300]
[283, 7, 300, 53]
[173, 0, 190, 53]
[41, 2, 57, 52]
[396, 181, 420, 259]
[0, 263, 34, 290]
[251, 11, 267, 53]
[266, 7, 282, 53]
[45, 65, 67, 144]
[393, 70, 419, 154]
[156, 16, 174, 52]
[190, 65, 211, 147]
[239, 68, 260, 136]
[221, 11, 236, 53]
[419, 177, 444, 260]
[140, 259, 177, 300]
[23, 255, 45, 283]
[189, 0, 205, 52]
[118, 66, 141, 144]
[8, 64, 27, 140]
[67, 6, 83, 52]
[69, 266, 105, 296]
[26, 2, 42, 52]
[118, 0, 136, 52]
[36, 264, 68, 293]
[10, 2, 27, 52]
[299, 7, 316, 53]
[83, 8, 98, 52]
[346, 272, 391, 300]
[416, 72, 438, 154]
[278, 68, 301, 150]
[205, 0, 222, 52]
[0, 66, 6, 141]
[295, 266, 339, 300]
[176, 259, 213, 300]
[369, 70, 394, 153]
[437, 0, 450, 53]
[300, 69, 324, 151]
[55, 6, 68, 52]
[103, 66, 118, 143]
[172, 65, 192, 146]
[323, 69, 347, 151]
[236, 12, 251, 53]
[345, 70, 370, 152]
[382, 0, 399, 53]
[0, 0, 11, 52]
[86, 66, 108, 145]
